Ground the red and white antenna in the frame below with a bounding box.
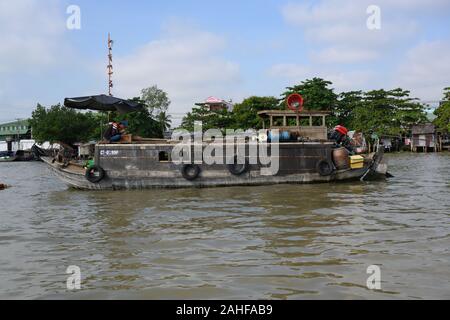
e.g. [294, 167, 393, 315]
[107, 33, 114, 96]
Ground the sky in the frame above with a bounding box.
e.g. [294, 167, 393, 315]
[0, 0, 449, 124]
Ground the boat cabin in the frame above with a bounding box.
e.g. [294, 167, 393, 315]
[257, 110, 330, 141]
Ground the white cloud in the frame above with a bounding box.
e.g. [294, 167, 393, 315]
[280, 0, 447, 64]
[395, 41, 450, 101]
[273, 0, 450, 101]
[268, 39, 450, 101]
[282, 1, 362, 27]
[114, 23, 242, 119]
[268, 64, 311, 79]
[0, 0, 67, 73]
[312, 47, 379, 64]
[268, 63, 376, 92]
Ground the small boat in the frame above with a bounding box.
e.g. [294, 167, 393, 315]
[41, 95, 390, 191]
[0, 151, 17, 162]
[0, 150, 35, 162]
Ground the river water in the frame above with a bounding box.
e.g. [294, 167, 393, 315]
[0, 153, 449, 299]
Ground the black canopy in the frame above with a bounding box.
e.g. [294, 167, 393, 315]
[64, 95, 143, 113]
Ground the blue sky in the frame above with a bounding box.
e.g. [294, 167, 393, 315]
[1, 0, 449, 124]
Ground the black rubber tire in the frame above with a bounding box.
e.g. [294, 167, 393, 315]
[181, 164, 201, 181]
[85, 165, 105, 183]
[228, 156, 249, 176]
[316, 159, 334, 176]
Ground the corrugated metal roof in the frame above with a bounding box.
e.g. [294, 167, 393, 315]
[411, 124, 436, 135]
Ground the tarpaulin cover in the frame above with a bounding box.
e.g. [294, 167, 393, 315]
[64, 95, 143, 113]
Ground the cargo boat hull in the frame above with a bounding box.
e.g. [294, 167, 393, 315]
[41, 142, 388, 190]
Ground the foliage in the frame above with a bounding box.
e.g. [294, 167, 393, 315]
[331, 91, 364, 128]
[141, 85, 171, 116]
[180, 105, 234, 132]
[112, 97, 163, 138]
[280, 78, 337, 111]
[179, 96, 280, 132]
[178, 81, 427, 136]
[434, 87, 450, 132]
[350, 89, 427, 136]
[30, 96, 165, 145]
[231, 96, 280, 130]
[29, 104, 99, 145]
[157, 111, 172, 132]
[30, 81, 432, 144]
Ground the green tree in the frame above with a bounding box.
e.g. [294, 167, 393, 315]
[180, 105, 234, 132]
[434, 87, 450, 132]
[141, 85, 171, 116]
[157, 111, 172, 132]
[351, 88, 427, 136]
[231, 96, 280, 130]
[113, 97, 163, 138]
[332, 91, 364, 128]
[29, 104, 98, 145]
[280, 78, 337, 111]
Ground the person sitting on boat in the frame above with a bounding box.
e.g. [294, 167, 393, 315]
[330, 125, 354, 154]
[105, 121, 129, 143]
[103, 121, 120, 143]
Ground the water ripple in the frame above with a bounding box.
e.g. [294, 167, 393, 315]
[0, 154, 449, 299]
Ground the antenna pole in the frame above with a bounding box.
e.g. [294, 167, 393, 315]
[107, 33, 114, 96]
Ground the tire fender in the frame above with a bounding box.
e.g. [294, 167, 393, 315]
[181, 164, 201, 181]
[316, 159, 334, 176]
[85, 165, 105, 183]
[228, 155, 249, 176]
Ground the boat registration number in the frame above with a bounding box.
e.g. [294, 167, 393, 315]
[100, 150, 119, 157]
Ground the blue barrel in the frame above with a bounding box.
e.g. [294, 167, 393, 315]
[268, 131, 291, 142]
[268, 131, 278, 142]
[281, 131, 291, 141]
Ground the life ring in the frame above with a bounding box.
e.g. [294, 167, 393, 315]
[228, 155, 249, 176]
[181, 164, 201, 181]
[85, 165, 105, 183]
[316, 159, 334, 176]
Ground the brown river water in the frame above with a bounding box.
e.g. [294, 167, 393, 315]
[0, 153, 449, 299]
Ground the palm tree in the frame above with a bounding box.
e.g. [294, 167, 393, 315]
[157, 111, 172, 132]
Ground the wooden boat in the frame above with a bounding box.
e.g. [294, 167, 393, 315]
[0, 151, 16, 162]
[41, 95, 389, 190]
[0, 150, 36, 162]
[41, 143, 387, 190]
